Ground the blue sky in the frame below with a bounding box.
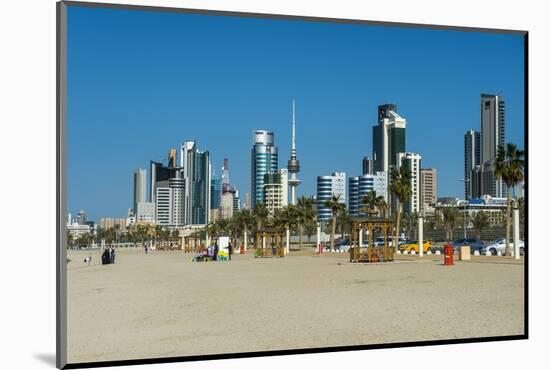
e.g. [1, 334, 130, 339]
[67, 6, 525, 221]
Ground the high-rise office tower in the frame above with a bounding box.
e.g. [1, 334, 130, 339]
[233, 190, 241, 212]
[210, 173, 221, 210]
[133, 168, 147, 214]
[480, 94, 506, 198]
[348, 172, 388, 217]
[251, 130, 278, 208]
[181, 140, 211, 225]
[420, 168, 437, 209]
[372, 104, 406, 174]
[149, 161, 179, 203]
[464, 130, 481, 199]
[221, 158, 230, 186]
[287, 99, 301, 205]
[362, 156, 373, 175]
[168, 148, 177, 168]
[262, 169, 289, 215]
[316, 172, 346, 221]
[396, 152, 422, 214]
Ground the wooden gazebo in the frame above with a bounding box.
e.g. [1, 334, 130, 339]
[349, 217, 395, 263]
[255, 227, 286, 258]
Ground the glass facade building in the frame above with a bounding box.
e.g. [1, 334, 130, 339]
[251, 130, 278, 208]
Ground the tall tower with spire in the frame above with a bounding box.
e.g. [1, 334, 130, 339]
[287, 99, 301, 205]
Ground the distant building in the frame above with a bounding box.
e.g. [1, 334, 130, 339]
[396, 152, 422, 214]
[220, 192, 234, 219]
[372, 104, 406, 174]
[420, 168, 437, 210]
[75, 210, 86, 225]
[480, 94, 506, 198]
[181, 140, 211, 225]
[251, 130, 278, 208]
[210, 173, 221, 210]
[233, 190, 241, 212]
[362, 156, 373, 175]
[136, 202, 155, 223]
[464, 130, 481, 199]
[263, 169, 289, 215]
[348, 171, 388, 217]
[316, 172, 346, 221]
[100, 218, 127, 230]
[133, 168, 147, 215]
[436, 195, 508, 227]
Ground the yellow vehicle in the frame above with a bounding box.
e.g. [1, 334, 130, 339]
[399, 240, 433, 253]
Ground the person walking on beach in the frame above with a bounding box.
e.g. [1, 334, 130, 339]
[144, 243, 148, 254]
[228, 241, 233, 261]
[110, 246, 116, 264]
[213, 242, 219, 261]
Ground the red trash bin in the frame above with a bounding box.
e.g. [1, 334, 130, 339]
[240, 245, 244, 254]
[444, 243, 454, 266]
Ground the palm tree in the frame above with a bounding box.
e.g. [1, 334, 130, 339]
[495, 143, 525, 257]
[389, 167, 412, 243]
[253, 203, 269, 229]
[440, 207, 458, 242]
[324, 195, 346, 251]
[297, 196, 316, 250]
[403, 211, 419, 240]
[471, 211, 490, 240]
[336, 209, 353, 239]
[377, 199, 389, 218]
[360, 191, 384, 217]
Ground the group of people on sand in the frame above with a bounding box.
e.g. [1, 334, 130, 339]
[101, 245, 116, 265]
[193, 241, 233, 262]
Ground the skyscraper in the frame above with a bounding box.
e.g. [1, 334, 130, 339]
[263, 170, 288, 215]
[287, 99, 301, 205]
[210, 173, 221, 210]
[420, 168, 437, 209]
[181, 140, 211, 225]
[372, 104, 407, 174]
[480, 94, 506, 198]
[251, 130, 278, 208]
[133, 168, 146, 214]
[316, 172, 346, 221]
[396, 152, 422, 214]
[348, 172, 388, 217]
[464, 130, 481, 199]
[362, 156, 373, 175]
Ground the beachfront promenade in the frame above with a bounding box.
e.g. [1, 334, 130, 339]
[67, 248, 524, 363]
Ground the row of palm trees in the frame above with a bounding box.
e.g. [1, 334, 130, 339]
[67, 223, 180, 249]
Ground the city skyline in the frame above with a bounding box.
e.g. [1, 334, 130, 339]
[67, 6, 525, 221]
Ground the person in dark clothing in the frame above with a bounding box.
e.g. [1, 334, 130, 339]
[101, 248, 110, 265]
[228, 242, 232, 261]
[110, 247, 116, 263]
[213, 243, 219, 261]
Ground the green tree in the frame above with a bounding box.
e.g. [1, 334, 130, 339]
[389, 167, 412, 243]
[336, 209, 353, 238]
[360, 191, 384, 217]
[440, 207, 458, 242]
[253, 203, 269, 230]
[495, 143, 525, 257]
[471, 211, 490, 240]
[297, 196, 316, 250]
[324, 195, 346, 251]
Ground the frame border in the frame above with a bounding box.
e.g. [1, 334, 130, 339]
[56, 1, 529, 369]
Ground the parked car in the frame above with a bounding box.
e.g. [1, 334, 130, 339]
[399, 240, 433, 253]
[334, 239, 350, 252]
[450, 238, 486, 254]
[374, 236, 406, 247]
[481, 239, 525, 256]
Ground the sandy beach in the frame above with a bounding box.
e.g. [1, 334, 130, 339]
[67, 248, 525, 363]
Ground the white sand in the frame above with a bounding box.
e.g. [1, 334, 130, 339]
[67, 248, 524, 363]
